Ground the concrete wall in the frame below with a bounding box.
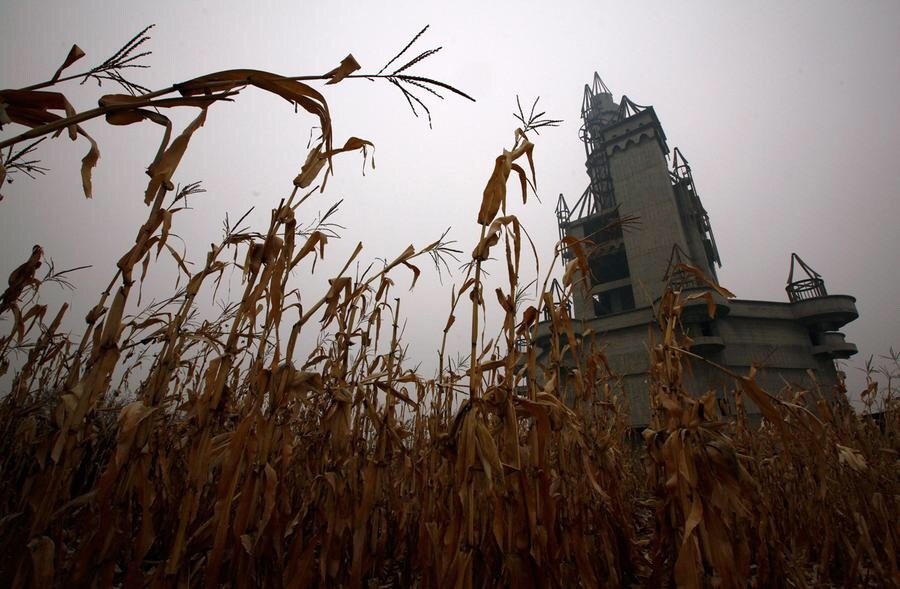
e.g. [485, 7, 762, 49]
[605, 114, 691, 307]
[534, 296, 851, 428]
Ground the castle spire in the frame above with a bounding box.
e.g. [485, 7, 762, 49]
[581, 72, 613, 119]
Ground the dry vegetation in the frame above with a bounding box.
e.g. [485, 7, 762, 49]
[0, 27, 898, 588]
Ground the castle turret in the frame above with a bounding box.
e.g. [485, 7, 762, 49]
[559, 73, 721, 318]
[787, 253, 859, 359]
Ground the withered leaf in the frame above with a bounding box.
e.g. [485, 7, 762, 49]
[477, 154, 510, 226]
[144, 108, 207, 204]
[402, 260, 421, 290]
[115, 401, 156, 466]
[78, 128, 100, 198]
[324, 54, 361, 85]
[105, 110, 147, 126]
[293, 230, 328, 267]
[28, 536, 55, 587]
[293, 145, 327, 189]
[52, 44, 86, 82]
[477, 130, 535, 225]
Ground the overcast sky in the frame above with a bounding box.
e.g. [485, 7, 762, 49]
[2, 0, 899, 401]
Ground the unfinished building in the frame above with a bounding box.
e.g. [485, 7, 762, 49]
[540, 73, 859, 426]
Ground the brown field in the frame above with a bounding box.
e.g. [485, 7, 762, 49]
[0, 28, 897, 588]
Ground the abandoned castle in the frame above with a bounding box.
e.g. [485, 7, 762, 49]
[538, 73, 859, 426]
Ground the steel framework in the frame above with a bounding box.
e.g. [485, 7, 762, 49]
[555, 193, 572, 260]
[786, 253, 828, 302]
[670, 148, 721, 269]
[662, 243, 698, 290]
[543, 278, 571, 322]
[565, 73, 652, 228]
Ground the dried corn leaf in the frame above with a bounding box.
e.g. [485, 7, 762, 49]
[837, 444, 867, 471]
[293, 144, 327, 189]
[116, 401, 156, 466]
[294, 137, 374, 190]
[293, 230, 328, 266]
[402, 260, 421, 289]
[516, 305, 538, 337]
[28, 536, 55, 587]
[477, 154, 511, 226]
[674, 262, 735, 299]
[78, 128, 100, 198]
[474, 420, 502, 488]
[105, 110, 147, 126]
[144, 108, 207, 204]
[324, 54, 361, 84]
[52, 44, 85, 81]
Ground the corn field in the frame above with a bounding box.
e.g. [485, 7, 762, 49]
[0, 27, 898, 588]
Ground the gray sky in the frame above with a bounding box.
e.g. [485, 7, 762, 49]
[2, 0, 899, 400]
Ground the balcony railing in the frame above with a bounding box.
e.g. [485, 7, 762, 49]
[787, 277, 828, 302]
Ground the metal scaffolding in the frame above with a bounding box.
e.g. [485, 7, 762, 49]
[670, 147, 722, 269]
[543, 278, 571, 322]
[555, 193, 572, 260]
[564, 72, 652, 228]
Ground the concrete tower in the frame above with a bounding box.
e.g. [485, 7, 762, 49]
[560, 73, 721, 317]
[543, 73, 859, 426]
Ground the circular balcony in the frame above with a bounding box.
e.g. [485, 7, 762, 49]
[812, 331, 858, 359]
[787, 277, 827, 302]
[791, 295, 858, 331]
